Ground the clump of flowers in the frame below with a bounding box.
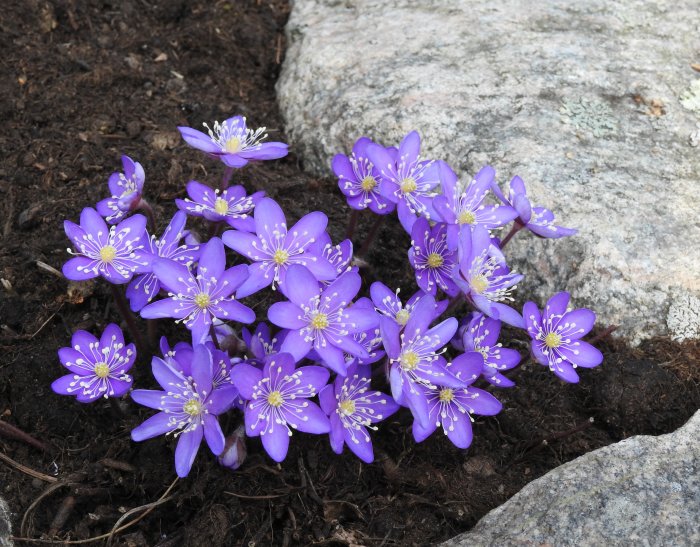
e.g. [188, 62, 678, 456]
[54, 116, 603, 479]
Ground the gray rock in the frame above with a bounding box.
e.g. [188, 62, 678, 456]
[0, 497, 11, 547]
[277, 0, 700, 343]
[440, 411, 700, 547]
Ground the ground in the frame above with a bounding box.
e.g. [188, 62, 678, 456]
[1, 1, 698, 546]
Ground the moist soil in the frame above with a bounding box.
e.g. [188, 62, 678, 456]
[1, 1, 699, 546]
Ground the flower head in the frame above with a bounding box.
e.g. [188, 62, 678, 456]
[332, 137, 396, 214]
[231, 353, 331, 462]
[411, 353, 502, 448]
[222, 198, 336, 297]
[370, 283, 447, 329]
[454, 226, 524, 328]
[433, 163, 517, 250]
[96, 155, 145, 224]
[366, 131, 442, 233]
[176, 181, 264, 231]
[241, 322, 284, 366]
[380, 296, 466, 427]
[524, 292, 603, 383]
[309, 232, 356, 283]
[492, 176, 577, 239]
[52, 324, 134, 402]
[456, 313, 521, 387]
[408, 217, 458, 296]
[63, 207, 149, 284]
[126, 211, 201, 311]
[140, 237, 255, 343]
[268, 265, 378, 375]
[318, 362, 399, 463]
[131, 345, 233, 477]
[178, 116, 288, 168]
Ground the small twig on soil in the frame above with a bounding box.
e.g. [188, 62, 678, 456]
[298, 457, 324, 506]
[99, 458, 137, 473]
[0, 451, 57, 483]
[275, 33, 283, 64]
[509, 417, 596, 468]
[48, 496, 76, 537]
[224, 490, 299, 500]
[21, 482, 71, 537]
[0, 421, 51, 452]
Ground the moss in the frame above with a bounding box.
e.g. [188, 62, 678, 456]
[559, 97, 618, 137]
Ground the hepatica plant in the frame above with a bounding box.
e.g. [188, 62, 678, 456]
[54, 117, 602, 478]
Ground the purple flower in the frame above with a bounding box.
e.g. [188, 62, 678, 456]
[268, 265, 377, 375]
[523, 292, 603, 383]
[433, 163, 517, 250]
[218, 425, 247, 471]
[241, 322, 284, 366]
[222, 198, 336, 297]
[126, 211, 201, 311]
[131, 345, 231, 477]
[457, 313, 521, 387]
[454, 226, 524, 328]
[492, 176, 577, 239]
[318, 362, 399, 463]
[178, 116, 288, 168]
[309, 232, 356, 283]
[63, 207, 149, 284]
[176, 181, 264, 231]
[96, 155, 145, 224]
[332, 137, 396, 214]
[380, 296, 466, 427]
[231, 352, 331, 462]
[52, 324, 134, 402]
[366, 131, 442, 233]
[140, 237, 255, 343]
[412, 353, 502, 448]
[370, 282, 447, 328]
[408, 218, 458, 296]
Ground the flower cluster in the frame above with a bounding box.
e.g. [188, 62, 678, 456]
[54, 118, 602, 478]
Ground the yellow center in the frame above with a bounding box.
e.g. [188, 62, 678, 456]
[395, 309, 410, 326]
[400, 350, 420, 371]
[544, 332, 562, 348]
[100, 245, 117, 263]
[471, 274, 489, 294]
[400, 177, 417, 193]
[183, 399, 202, 416]
[339, 399, 356, 416]
[94, 362, 110, 378]
[224, 136, 240, 153]
[427, 252, 444, 268]
[273, 248, 289, 265]
[360, 175, 377, 192]
[194, 293, 210, 309]
[476, 346, 489, 359]
[214, 197, 229, 215]
[310, 312, 329, 330]
[267, 390, 284, 407]
[439, 388, 454, 402]
[458, 210, 476, 225]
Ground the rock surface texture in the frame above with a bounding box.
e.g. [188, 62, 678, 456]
[277, 0, 700, 343]
[0, 498, 11, 547]
[439, 411, 700, 546]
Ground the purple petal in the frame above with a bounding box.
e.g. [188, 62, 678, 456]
[151, 259, 193, 295]
[175, 427, 203, 477]
[191, 344, 213, 398]
[523, 301, 542, 339]
[140, 297, 189, 320]
[151, 356, 186, 391]
[344, 426, 375, 463]
[254, 198, 287, 237]
[260, 419, 290, 462]
[203, 414, 225, 456]
[464, 388, 502, 416]
[62, 257, 98, 281]
[412, 417, 437, 443]
[329, 414, 345, 454]
[131, 412, 174, 441]
[198, 237, 226, 281]
[268, 302, 305, 329]
[445, 414, 474, 448]
[398, 131, 420, 165]
[230, 363, 263, 399]
[283, 401, 330, 434]
[425, 318, 459, 350]
[178, 126, 221, 154]
[379, 317, 401, 359]
[287, 211, 328, 249]
[449, 353, 483, 384]
[315, 343, 349, 376]
[559, 341, 603, 368]
[235, 263, 273, 298]
[80, 207, 108, 235]
[558, 309, 596, 338]
[216, 299, 255, 324]
[130, 389, 166, 410]
[280, 264, 319, 305]
[279, 329, 313, 362]
[546, 292, 570, 319]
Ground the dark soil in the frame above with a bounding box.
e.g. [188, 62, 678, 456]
[1, 1, 699, 546]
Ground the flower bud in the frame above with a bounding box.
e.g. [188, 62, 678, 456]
[218, 425, 247, 471]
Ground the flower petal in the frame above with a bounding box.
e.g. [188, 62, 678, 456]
[175, 427, 204, 477]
